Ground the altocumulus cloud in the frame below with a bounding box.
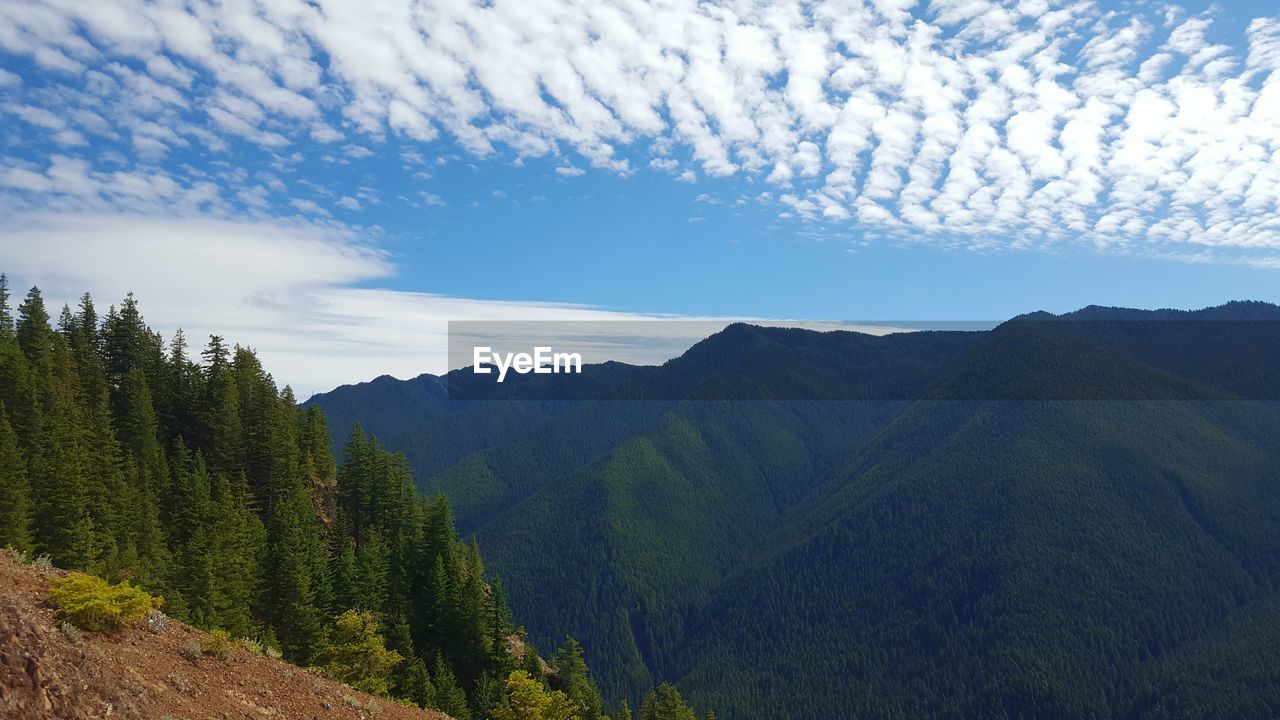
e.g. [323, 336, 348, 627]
[1, 0, 1280, 392]
[0, 0, 1277, 260]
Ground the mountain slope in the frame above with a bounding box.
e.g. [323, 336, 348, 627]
[673, 398, 1280, 718]
[0, 553, 444, 720]
[305, 303, 1280, 718]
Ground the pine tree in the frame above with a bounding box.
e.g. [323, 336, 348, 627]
[398, 656, 437, 709]
[154, 328, 200, 444]
[489, 577, 517, 672]
[431, 655, 473, 720]
[0, 406, 34, 552]
[116, 366, 171, 587]
[640, 684, 697, 720]
[167, 445, 215, 623]
[28, 381, 96, 569]
[264, 487, 326, 664]
[554, 638, 605, 720]
[16, 287, 53, 386]
[102, 293, 163, 412]
[199, 346, 243, 480]
[206, 471, 264, 636]
[310, 610, 404, 697]
[298, 404, 336, 480]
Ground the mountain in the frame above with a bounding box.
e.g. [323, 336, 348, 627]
[305, 303, 1280, 719]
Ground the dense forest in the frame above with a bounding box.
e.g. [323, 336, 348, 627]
[0, 275, 711, 720]
[312, 308, 1280, 719]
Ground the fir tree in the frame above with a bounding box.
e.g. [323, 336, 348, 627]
[310, 610, 404, 697]
[640, 684, 697, 720]
[0, 406, 34, 552]
[554, 638, 605, 720]
[15, 287, 53, 385]
[431, 655, 472, 720]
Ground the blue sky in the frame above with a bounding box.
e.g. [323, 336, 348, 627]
[1, 0, 1279, 393]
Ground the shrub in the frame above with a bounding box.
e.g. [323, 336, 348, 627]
[179, 641, 202, 661]
[200, 629, 234, 660]
[146, 610, 169, 634]
[166, 673, 190, 693]
[59, 621, 84, 644]
[240, 636, 264, 655]
[48, 572, 160, 631]
[3, 546, 29, 564]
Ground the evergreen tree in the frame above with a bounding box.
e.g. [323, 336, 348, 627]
[27, 332, 97, 570]
[431, 655, 472, 720]
[640, 684, 697, 720]
[16, 287, 53, 386]
[263, 487, 326, 664]
[493, 670, 581, 720]
[116, 366, 170, 586]
[0, 406, 33, 552]
[206, 471, 265, 636]
[554, 638, 605, 720]
[154, 328, 200, 445]
[197, 336, 242, 479]
[167, 446, 215, 623]
[311, 610, 404, 697]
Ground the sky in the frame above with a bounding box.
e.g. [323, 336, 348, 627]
[1, 0, 1279, 395]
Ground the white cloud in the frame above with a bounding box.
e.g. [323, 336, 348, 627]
[0, 0, 1277, 266]
[0, 211, 788, 395]
[290, 198, 330, 215]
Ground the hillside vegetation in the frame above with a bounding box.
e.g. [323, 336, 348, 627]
[0, 276, 711, 720]
[310, 304, 1280, 719]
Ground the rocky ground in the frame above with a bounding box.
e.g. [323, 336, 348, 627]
[0, 553, 446, 720]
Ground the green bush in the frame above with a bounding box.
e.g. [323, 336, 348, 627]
[200, 629, 234, 660]
[48, 572, 160, 631]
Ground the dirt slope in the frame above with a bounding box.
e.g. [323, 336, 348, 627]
[0, 554, 446, 720]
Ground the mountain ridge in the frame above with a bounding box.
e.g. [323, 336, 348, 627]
[305, 302, 1280, 718]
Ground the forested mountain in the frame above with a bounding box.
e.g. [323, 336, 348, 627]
[0, 276, 711, 720]
[309, 303, 1280, 719]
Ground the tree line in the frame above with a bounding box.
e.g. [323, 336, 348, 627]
[0, 275, 711, 720]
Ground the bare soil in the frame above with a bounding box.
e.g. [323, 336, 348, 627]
[0, 554, 446, 720]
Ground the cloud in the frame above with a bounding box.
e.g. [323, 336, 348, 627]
[0, 0, 1278, 267]
[3, 211, 921, 395]
[0, 212, 682, 396]
[290, 198, 330, 216]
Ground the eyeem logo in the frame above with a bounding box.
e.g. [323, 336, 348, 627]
[473, 346, 583, 382]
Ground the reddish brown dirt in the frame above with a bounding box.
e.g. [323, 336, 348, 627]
[0, 554, 446, 720]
